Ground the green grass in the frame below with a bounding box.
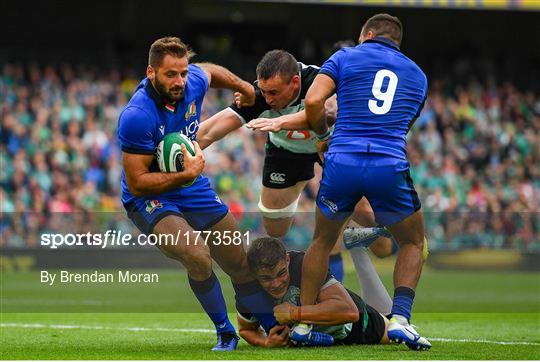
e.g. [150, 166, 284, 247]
[1, 268, 539, 359]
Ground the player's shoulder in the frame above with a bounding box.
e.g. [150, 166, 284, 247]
[187, 63, 209, 91]
[188, 63, 206, 78]
[120, 82, 157, 123]
[298, 62, 320, 87]
[398, 53, 428, 86]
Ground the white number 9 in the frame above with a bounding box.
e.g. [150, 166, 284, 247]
[368, 69, 398, 115]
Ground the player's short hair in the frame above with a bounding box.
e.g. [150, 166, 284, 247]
[148, 37, 193, 69]
[247, 236, 287, 273]
[256, 50, 299, 82]
[361, 13, 403, 46]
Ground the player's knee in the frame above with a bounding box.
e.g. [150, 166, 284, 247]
[185, 254, 213, 280]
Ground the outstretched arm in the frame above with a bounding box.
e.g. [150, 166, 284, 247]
[247, 95, 337, 132]
[197, 108, 243, 149]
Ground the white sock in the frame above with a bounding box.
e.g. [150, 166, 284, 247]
[349, 247, 392, 316]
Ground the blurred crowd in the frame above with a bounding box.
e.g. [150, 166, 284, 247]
[1, 62, 538, 251]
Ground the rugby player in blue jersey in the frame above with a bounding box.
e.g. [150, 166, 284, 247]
[117, 37, 277, 351]
[299, 14, 432, 350]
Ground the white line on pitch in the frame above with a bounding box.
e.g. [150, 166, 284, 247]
[429, 337, 540, 346]
[2, 323, 539, 346]
[0, 323, 215, 334]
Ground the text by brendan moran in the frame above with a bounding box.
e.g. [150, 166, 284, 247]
[40, 270, 159, 285]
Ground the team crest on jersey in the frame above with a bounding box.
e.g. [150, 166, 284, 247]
[145, 200, 163, 214]
[185, 101, 197, 120]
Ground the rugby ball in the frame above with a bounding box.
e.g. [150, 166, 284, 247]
[156, 132, 196, 186]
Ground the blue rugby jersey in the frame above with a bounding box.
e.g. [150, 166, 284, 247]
[319, 37, 427, 160]
[117, 64, 208, 204]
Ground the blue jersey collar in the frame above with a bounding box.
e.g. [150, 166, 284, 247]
[364, 36, 400, 51]
[143, 78, 178, 113]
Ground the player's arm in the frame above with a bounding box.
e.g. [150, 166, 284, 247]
[237, 314, 290, 348]
[247, 96, 337, 132]
[197, 108, 243, 150]
[195, 62, 255, 106]
[274, 282, 359, 326]
[122, 142, 204, 197]
[304, 74, 336, 136]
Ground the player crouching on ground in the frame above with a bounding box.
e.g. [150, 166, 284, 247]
[236, 236, 390, 347]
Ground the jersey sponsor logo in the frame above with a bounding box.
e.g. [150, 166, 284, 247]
[269, 172, 286, 184]
[320, 196, 338, 213]
[185, 101, 197, 120]
[145, 200, 163, 214]
[182, 118, 200, 140]
[286, 130, 311, 140]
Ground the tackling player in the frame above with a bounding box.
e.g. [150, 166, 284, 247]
[197, 50, 394, 294]
[236, 237, 391, 347]
[300, 14, 431, 350]
[117, 37, 277, 351]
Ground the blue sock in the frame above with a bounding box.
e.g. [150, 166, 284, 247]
[391, 286, 415, 321]
[329, 253, 344, 283]
[233, 280, 278, 333]
[189, 272, 235, 335]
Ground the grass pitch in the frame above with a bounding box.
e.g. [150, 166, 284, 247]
[1, 266, 539, 359]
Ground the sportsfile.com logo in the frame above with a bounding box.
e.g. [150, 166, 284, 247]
[269, 172, 286, 184]
[320, 196, 338, 213]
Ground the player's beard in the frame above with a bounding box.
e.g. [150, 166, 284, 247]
[153, 77, 184, 103]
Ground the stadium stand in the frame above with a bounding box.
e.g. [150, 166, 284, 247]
[1, 62, 538, 251]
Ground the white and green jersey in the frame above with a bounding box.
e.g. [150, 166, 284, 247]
[228, 63, 323, 154]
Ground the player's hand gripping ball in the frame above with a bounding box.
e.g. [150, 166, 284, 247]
[156, 132, 196, 187]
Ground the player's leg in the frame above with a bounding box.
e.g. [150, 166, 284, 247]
[344, 198, 396, 256]
[179, 178, 279, 334]
[348, 241, 393, 316]
[259, 140, 318, 239]
[259, 181, 307, 238]
[300, 153, 360, 307]
[365, 161, 431, 350]
[205, 212, 279, 333]
[329, 239, 345, 282]
[387, 209, 425, 291]
[301, 208, 350, 306]
[338, 294, 390, 346]
[312, 161, 346, 282]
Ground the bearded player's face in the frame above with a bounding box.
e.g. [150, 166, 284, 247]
[148, 54, 188, 103]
